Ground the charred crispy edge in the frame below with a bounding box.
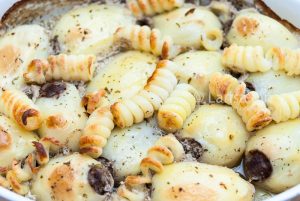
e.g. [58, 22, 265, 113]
[0, 0, 94, 28]
[255, 0, 300, 33]
[21, 109, 39, 126]
[32, 141, 48, 162]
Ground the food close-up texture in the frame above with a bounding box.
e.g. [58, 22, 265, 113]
[0, 0, 299, 201]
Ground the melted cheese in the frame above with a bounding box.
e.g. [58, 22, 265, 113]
[246, 70, 300, 100]
[36, 84, 87, 152]
[86, 51, 157, 107]
[53, 4, 135, 55]
[246, 119, 300, 193]
[153, 6, 222, 49]
[151, 162, 254, 201]
[31, 153, 106, 201]
[227, 11, 298, 51]
[0, 25, 49, 89]
[181, 104, 249, 167]
[173, 51, 224, 100]
[102, 119, 161, 181]
[0, 114, 38, 168]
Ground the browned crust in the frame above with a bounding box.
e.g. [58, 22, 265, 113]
[32, 141, 48, 162]
[48, 164, 74, 201]
[255, 0, 300, 33]
[0, 0, 31, 28]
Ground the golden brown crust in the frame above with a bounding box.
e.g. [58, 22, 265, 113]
[166, 183, 217, 201]
[46, 115, 67, 129]
[0, 45, 21, 75]
[48, 164, 74, 201]
[236, 17, 259, 36]
[82, 89, 106, 114]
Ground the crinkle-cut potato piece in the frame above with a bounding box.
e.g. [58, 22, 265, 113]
[246, 70, 300, 100]
[151, 162, 255, 201]
[86, 51, 157, 109]
[36, 83, 87, 153]
[0, 25, 49, 89]
[53, 4, 135, 55]
[31, 153, 112, 201]
[102, 118, 161, 181]
[245, 119, 300, 193]
[0, 114, 38, 168]
[227, 11, 298, 51]
[181, 104, 249, 168]
[153, 6, 223, 50]
[173, 51, 224, 101]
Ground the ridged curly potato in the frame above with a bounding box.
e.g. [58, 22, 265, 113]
[79, 107, 114, 158]
[209, 73, 272, 131]
[23, 54, 95, 84]
[111, 60, 177, 128]
[157, 83, 199, 133]
[118, 134, 184, 201]
[267, 47, 300, 76]
[0, 89, 42, 131]
[222, 44, 272, 73]
[114, 25, 181, 59]
[267, 91, 300, 123]
[127, 0, 184, 18]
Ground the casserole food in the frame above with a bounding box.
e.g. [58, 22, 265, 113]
[0, 0, 300, 201]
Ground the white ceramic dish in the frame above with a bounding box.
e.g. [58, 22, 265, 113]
[0, 0, 299, 200]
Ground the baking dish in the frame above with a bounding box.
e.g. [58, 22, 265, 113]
[0, 0, 300, 200]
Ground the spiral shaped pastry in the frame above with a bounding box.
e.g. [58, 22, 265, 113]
[23, 54, 95, 84]
[114, 25, 181, 59]
[222, 44, 272, 73]
[267, 47, 300, 76]
[267, 91, 300, 123]
[127, 0, 184, 18]
[0, 89, 42, 131]
[3, 137, 60, 195]
[209, 73, 272, 131]
[158, 83, 199, 133]
[79, 107, 114, 158]
[118, 134, 184, 201]
[111, 60, 177, 128]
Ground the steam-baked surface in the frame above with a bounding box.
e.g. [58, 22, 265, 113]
[0, 0, 300, 200]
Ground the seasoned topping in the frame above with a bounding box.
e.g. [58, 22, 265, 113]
[244, 150, 273, 182]
[39, 82, 67, 98]
[179, 138, 203, 161]
[88, 165, 114, 195]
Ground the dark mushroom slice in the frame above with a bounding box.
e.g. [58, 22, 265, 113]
[179, 137, 203, 162]
[39, 81, 67, 98]
[244, 149, 273, 182]
[88, 165, 114, 195]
